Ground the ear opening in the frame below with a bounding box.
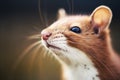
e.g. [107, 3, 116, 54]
[58, 8, 67, 19]
[90, 5, 112, 33]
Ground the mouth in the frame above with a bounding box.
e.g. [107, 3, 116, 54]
[46, 41, 61, 50]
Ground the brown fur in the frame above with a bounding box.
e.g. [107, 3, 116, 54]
[61, 6, 120, 80]
[64, 23, 120, 80]
[41, 6, 120, 80]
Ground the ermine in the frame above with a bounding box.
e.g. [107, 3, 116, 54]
[41, 5, 120, 80]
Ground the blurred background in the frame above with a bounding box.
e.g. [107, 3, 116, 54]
[0, 0, 120, 80]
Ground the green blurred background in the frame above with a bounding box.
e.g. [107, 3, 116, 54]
[0, 0, 120, 80]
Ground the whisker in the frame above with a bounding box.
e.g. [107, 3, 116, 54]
[42, 48, 49, 58]
[28, 44, 43, 71]
[13, 41, 41, 70]
[43, 0, 49, 27]
[38, 0, 45, 26]
[47, 50, 53, 59]
[66, 0, 71, 13]
[27, 34, 41, 40]
[32, 26, 41, 32]
[44, 13, 49, 27]
[46, 49, 55, 58]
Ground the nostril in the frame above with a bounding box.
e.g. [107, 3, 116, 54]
[41, 30, 52, 40]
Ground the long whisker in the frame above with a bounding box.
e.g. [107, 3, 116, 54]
[45, 49, 54, 58]
[43, 0, 48, 27]
[44, 13, 49, 27]
[66, 0, 71, 13]
[43, 49, 50, 58]
[28, 44, 43, 71]
[27, 34, 41, 40]
[38, 0, 45, 26]
[13, 41, 42, 70]
[32, 26, 41, 32]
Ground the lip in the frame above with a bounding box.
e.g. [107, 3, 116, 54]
[46, 41, 61, 50]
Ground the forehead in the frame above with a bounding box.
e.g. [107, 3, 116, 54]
[50, 15, 90, 28]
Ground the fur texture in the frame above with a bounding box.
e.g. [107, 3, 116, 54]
[41, 5, 120, 80]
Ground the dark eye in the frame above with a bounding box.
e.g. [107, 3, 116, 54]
[70, 26, 81, 33]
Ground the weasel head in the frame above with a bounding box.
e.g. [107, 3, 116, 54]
[41, 5, 112, 62]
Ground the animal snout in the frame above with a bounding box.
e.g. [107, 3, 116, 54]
[41, 30, 52, 40]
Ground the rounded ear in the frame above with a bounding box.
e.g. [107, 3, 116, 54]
[90, 5, 112, 33]
[58, 8, 67, 19]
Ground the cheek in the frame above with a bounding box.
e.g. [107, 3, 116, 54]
[63, 30, 96, 47]
[63, 31, 79, 40]
[64, 31, 84, 43]
[65, 35, 92, 50]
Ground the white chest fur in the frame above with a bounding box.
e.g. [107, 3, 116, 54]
[61, 47, 100, 80]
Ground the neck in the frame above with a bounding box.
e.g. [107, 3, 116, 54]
[78, 32, 120, 80]
[59, 46, 100, 80]
[58, 35, 120, 80]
